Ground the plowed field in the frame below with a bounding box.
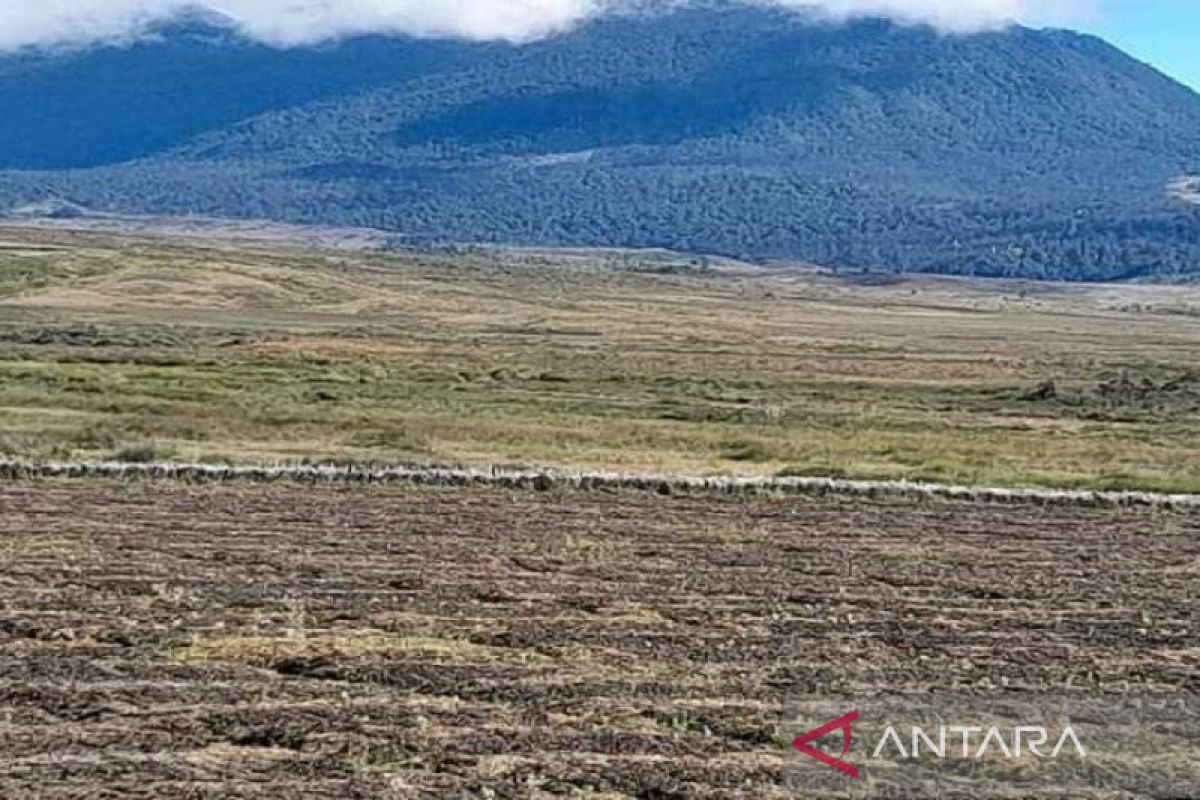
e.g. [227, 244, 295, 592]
[1, 481, 1197, 798]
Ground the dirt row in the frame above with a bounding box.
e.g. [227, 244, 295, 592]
[0, 481, 1197, 798]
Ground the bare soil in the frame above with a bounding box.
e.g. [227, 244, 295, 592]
[1, 481, 1197, 798]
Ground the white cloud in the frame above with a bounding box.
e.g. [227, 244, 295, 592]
[770, 0, 1098, 33]
[0, 0, 1097, 52]
[783, 0, 1029, 33]
[213, 0, 606, 45]
[0, 1, 178, 49]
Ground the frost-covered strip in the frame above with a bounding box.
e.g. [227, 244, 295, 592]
[1, 460, 1196, 509]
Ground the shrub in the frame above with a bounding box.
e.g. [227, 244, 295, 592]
[113, 442, 176, 463]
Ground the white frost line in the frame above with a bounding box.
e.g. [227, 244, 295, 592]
[2, 460, 1198, 510]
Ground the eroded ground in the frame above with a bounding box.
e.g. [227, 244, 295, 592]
[1, 481, 1197, 798]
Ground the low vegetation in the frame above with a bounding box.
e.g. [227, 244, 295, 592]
[2, 226, 1200, 491]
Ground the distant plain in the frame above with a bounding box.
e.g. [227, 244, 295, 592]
[2, 225, 1199, 492]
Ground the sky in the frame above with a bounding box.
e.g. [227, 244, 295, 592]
[1080, 1, 1199, 90]
[0, 2, 1194, 90]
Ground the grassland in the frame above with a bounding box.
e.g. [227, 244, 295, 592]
[2, 480, 1196, 798]
[2, 226, 1200, 491]
[3, 226, 1198, 798]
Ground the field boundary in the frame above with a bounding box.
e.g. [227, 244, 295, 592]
[2, 460, 1198, 509]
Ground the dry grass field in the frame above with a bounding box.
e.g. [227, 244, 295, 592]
[2, 227, 1198, 797]
[2, 479, 1197, 798]
[2, 226, 1200, 491]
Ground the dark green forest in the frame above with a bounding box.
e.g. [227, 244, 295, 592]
[1, 6, 1198, 280]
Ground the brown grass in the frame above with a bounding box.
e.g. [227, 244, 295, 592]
[0, 480, 1195, 797]
[1, 225, 1198, 490]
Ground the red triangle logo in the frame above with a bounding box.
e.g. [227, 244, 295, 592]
[792, 709, 860, 779]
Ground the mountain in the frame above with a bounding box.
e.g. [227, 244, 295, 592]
[1, 6, 1198, 280]
[0, 16, 491, 170]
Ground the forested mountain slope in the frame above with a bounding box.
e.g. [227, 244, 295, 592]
[2, 6, 1198, 280]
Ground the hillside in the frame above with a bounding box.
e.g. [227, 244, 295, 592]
[1, 6, 1199, 280]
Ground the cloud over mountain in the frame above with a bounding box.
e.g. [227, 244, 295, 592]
[0, 0, 1092, 51]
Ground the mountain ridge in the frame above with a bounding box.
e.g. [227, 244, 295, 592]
[1, 6, 1198, 280]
